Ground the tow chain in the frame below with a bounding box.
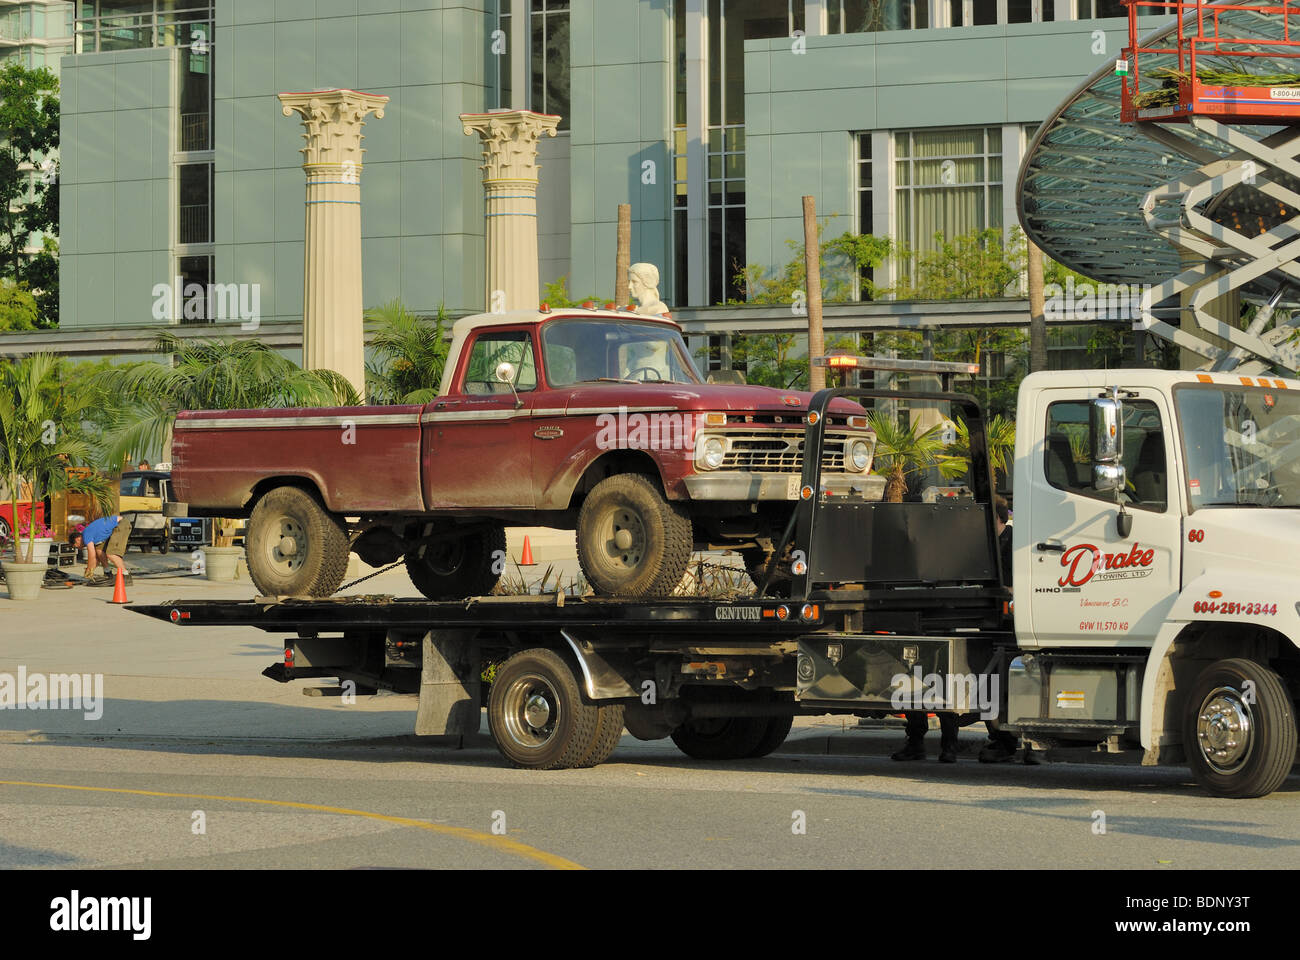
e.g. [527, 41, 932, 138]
[338, 558, 407, 591]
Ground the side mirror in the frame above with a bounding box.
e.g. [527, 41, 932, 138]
[494, 361, 523, 409]
[1090, 394, 1126, 492]
[1090, 395, 1122, 464]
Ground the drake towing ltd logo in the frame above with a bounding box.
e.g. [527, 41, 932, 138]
[1054, 542, 1156, 590]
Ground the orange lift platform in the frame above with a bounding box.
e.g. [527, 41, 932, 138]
[1120, 0, 1300, 123]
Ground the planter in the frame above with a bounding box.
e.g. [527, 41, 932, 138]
[17, 537, 53, 566]
[202, 545, 243, 582]
[2, 560, 47, 600]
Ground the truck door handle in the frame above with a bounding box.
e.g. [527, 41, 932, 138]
[1036, 541, 1066, 553]
[435, 400, 459, 409]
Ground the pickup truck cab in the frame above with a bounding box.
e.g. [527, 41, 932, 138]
[171, 307, 878, 599]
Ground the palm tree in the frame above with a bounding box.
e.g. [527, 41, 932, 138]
[0, 354, 106, 562]
[365, 300, 450, 405]
[867, 411, 966, 503]
[952, 414, 1017, 490]
[96, 332, 360, 467]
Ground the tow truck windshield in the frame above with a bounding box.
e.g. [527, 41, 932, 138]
[542, 318, 702, 386]
[1176, 383, 1300, 508]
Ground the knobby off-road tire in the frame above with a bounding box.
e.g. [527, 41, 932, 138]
[404, 524, 506, 600]
[576, 473, 692, 597]
[487, 648, 601, 770]
[246, 486, 349, 598]
[1183, 657, 1297, 799]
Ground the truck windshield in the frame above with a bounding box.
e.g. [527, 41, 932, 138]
[541, 319, 703, 386]
[1175, 383, 1300, 508]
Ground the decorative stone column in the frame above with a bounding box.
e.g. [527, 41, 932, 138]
[279, 89, 388, 396]
[460, 110, 560, 312]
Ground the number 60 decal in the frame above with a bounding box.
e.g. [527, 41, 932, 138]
[1187, 528, 1205, 543]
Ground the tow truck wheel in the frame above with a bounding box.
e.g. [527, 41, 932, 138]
[404, 524, 506, 600]
[1182, 657, 1297, 799]
[746, 704, 795, 758]
[246, 486, 350, 598]
[576, 473, 692, 597]
[488, 648, 601, 770]
[671, 715, 770, 761]
[574, 704, 625, 768]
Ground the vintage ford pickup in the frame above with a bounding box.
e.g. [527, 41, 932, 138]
[170, 307, 880, 598]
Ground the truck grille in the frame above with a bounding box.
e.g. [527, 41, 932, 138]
[720, 431, 852, 473]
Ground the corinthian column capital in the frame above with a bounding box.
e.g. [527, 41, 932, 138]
[460, 109, 561, 181]
[279, 89, 389, 168]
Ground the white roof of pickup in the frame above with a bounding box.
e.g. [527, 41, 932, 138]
[438, 308, 681, 396]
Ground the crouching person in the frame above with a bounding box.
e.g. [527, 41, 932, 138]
[70, 514, 131, 585]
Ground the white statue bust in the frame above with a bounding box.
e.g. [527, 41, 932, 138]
[628, 262, 670, 317]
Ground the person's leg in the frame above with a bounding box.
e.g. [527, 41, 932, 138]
[978, 719, 1019, 763]
[107, 552, 128, 583]
[938, 713, 959, 763]
[892, 712, 929, 761]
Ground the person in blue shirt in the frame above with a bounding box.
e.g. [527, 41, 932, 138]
[69, 514, 128, 584]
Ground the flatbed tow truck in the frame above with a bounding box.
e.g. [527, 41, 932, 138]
[132, 357, 1300, 798]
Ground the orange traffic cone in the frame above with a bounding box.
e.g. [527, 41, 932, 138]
[109, 566, 128, 604]
[519, 535, 536, 566]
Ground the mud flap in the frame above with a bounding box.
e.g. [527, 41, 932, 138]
[414, 629, 481, 737]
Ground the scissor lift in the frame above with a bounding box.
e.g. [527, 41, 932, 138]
[1119, 0, 1300, 374]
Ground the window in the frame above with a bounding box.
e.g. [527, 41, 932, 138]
[464, 330, 538, 394]
[1075, 0, 1168, 15]
[894, 126, 1002, 268]
[829, 0, 928, 31]
[176, 254, 212, 322]
[707, 126, 745, 304]
[178, 163, 211, 244]
[1045, 399, 1167, 511]
[494, 0, 512, 110]
[541, 319, 701, 386]
[1176, 384, 1300, 509]
[856, 133, 875, 300]
[531, 0, 569, 130]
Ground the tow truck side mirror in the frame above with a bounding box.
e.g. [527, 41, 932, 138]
[1090, 395, 1126, 493]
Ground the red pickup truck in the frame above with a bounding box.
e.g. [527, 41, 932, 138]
[171, 308, 880, 599]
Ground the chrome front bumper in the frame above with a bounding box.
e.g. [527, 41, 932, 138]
[684, 472, 886, 502]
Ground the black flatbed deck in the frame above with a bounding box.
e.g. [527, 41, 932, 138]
[128, 594, 825, 634]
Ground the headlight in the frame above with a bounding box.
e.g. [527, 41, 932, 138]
[699, 436, 726, 471]
[850, 439, 873, 472]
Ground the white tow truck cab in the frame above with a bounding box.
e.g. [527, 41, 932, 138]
[1010, 368, 1299, 797]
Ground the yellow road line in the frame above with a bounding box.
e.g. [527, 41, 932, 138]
[0, 779, 583, 870]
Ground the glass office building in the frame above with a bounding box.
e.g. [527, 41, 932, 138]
[52, 1, 1165, 356]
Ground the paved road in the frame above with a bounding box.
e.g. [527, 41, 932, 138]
[1, 550, 1296, 870]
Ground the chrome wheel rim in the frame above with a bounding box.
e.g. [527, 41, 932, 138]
[501, 673, 560, 751]
[1196, 685, 1254, 775]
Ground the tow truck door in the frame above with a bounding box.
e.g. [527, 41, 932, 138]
[1023, 387, 1182, 648]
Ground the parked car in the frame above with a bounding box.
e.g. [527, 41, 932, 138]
[118, 470, 174, 554]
